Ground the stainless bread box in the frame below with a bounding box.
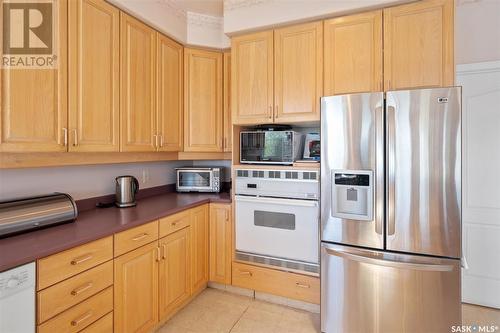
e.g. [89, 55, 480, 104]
[0, 193, 78, 237]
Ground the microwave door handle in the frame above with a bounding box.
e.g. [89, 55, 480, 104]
[234, 195, 318, 207]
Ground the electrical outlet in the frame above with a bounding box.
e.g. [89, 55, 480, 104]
[142, 169, 150, 184]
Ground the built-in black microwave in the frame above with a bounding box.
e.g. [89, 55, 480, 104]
[240, 131, 303, 165]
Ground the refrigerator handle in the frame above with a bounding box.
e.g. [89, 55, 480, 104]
[324, 247, 454, 272]
[375, 103, 385, 235]
[386, 104, 396, 236]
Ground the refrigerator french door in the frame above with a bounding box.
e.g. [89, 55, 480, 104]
[321, 87, 462, 333]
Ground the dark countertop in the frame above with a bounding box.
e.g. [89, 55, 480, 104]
[0, 192, 231, 272]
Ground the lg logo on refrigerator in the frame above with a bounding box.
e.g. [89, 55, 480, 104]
[2, 0, 57, 68]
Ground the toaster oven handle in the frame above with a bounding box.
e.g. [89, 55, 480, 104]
[235, 195, 318, 207]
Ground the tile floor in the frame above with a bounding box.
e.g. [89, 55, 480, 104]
[157, 288, 500, 333]
[156, 288, 320, 333]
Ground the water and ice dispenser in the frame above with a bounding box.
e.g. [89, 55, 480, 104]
[332, 170, 373, 221]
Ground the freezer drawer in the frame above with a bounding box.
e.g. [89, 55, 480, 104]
[321, 243, 461, 333]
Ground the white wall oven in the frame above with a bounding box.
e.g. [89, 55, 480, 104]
[234, 169, 319, 274]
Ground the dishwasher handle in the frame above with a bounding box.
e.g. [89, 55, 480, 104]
[235, 195, 318, 207]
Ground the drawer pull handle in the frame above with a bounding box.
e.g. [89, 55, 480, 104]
[295, 282, 310, 289]
[132, 233, 149, 241]
[171, 222, 177, 226]
[71, 282, 93, 296]
[239, 270, 252, 277]
[71, 311, 93, 326]
[162, 244, 167, 260]
[70, 254, 93, 266]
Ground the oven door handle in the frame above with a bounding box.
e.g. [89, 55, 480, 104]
[235, 195, 318, 207]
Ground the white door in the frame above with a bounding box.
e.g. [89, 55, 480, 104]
[458, 61, 500, 309]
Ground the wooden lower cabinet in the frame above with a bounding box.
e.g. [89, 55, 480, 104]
[114, 241, 159, 333]
[38, 287, 113, 333]
[209, 203, 232, 285]
[80, 312, 113, 333]
[159, 227, 191, 320]
[190, 204, 209, 294]
[232, 262, 320, 304]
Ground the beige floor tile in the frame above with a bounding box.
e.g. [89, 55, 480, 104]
[167, 302, 209, 329]
[248, 299, 287, 315]
[462, 303, 500, 326]
[230, 317, 278, 333]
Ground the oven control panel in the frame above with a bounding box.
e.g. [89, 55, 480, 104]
[235, 169, 319, 200]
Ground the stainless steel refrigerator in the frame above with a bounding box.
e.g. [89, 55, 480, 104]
[320, 87, 462, 333]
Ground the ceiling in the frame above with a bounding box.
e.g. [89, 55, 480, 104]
[170, 0, 224, 17]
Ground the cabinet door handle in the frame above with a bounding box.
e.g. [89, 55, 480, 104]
[153, 134, 158, 148]
[132, 233, 148, 241]
[71, 311, 93, 326]
[71, 282, 93, 296]
[62, 128, 68, 146]
[160, 134, 164, 147]
[268, 106, 272, 119]
[275, 105, 278, 118]
[225, 210, 229, 222]
[70, 254, 93, 266]
[162, 244, 167, 260]
[238, 270, 252, 276]
[156, 247, 161, 262]
[295, 282, 310, 289]
[73, 129, 78, 146]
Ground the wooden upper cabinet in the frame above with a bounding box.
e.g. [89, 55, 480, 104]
[120, 13, 157, 152]
[223, 51, 232, 152]
[209, 203, 232, 285]
[324, 11, 383, 95]
[68, 0, 119, 152]
[383, 0, 454, 90]
[114, 242, 159, 333]
[157, 33, 183, 152]
[183, 48, 222, 152]
[0, 0, 67, 152]
[274, 22, 323, 123]
[190, 204, 209, 294]
[231, 31, 274, 125]
[158, 227, 191, 320]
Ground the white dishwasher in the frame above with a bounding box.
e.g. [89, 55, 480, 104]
[0, 262, 35, 333]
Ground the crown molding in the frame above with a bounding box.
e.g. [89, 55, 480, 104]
[187, 12, 224, 29]
[456, 0, 481, 6]
[224, 0, 271, 12]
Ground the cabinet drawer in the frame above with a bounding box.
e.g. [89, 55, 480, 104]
[159, 210, 190, 238]
[38, 237, 113, 290]
[38, 286, 113, 333]
[79, 312, 113, 333]
[232, 262, 320, 304]
[37, 261, 113, 323]
[114, 221, 159, 257]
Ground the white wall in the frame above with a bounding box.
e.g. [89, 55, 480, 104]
[455, 0, 500, 64]
[223, 0, 410, 35]
[0, 161, 192, 201]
